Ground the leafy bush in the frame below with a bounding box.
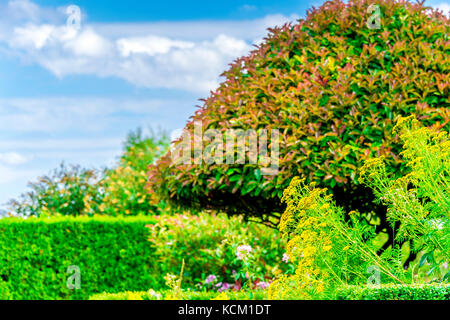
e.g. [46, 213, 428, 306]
[148, 0, 449, 226]
[335, 284, 450, 300]
[269, 118, 449, 299]
[98, 129, 170, 216]
[8, 128, 169, 217]
[0, 216, 158, 299]
[148, 212, 294, 291]
[89, 289, 267, 300]
[7, 163, 102, 217]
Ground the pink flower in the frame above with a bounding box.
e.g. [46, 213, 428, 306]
[257, 281, 270, 290]
[282, 253, 290, 263]
[236, 245, 253, 260]
[205, 274, 217, 284]
[218, 283, 231, 292]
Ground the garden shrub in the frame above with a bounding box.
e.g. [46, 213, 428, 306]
[148, 0, 449, 227]
[0, 216, 158, 300]
[335, 284, 450, 300]
[148, 212, 294, 291]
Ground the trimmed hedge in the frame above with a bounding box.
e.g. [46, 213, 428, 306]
[89, 289, 267, 300]
[91, 284, 450, 300]
[0, 216, 158, 300]
[336, 284, 450, 300]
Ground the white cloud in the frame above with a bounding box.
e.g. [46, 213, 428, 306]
[0, 1, 299, 93]
[117, 35, 195, 57]
[0, 152, 29, 165]
[64, 28, 112, 57]
[12, 23, 55, 49]
[7, 24, 254, 92]
[0, 164, 26, 184]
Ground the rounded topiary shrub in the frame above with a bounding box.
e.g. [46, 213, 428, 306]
[148, 0, 449, 226]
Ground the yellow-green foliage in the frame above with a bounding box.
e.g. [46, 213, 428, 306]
[89, 284, 450, 300]
[270, 118, 450, 299]
[7, 163, 103, 217]
[359, 116, 450, 281]
[269, 177, 399, 299]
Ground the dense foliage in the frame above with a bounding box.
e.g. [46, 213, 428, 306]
[0, 216, 158, 299]
[148, 0, 449, 226]
[268, 119, 449, 299]
[7, 129, 169, 217]
[335, 284, 450, 300]
[148, 212, 294, 290]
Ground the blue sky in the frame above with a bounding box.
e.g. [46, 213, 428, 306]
[0, 0, 448, 208]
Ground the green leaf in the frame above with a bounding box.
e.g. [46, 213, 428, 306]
[229, 175, 241, 182]
[443, 271, 450, 282]
[419, 252, 431, 267]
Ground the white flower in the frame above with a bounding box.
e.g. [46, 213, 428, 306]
[429, 219, 444, 230]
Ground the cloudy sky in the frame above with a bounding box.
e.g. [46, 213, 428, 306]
[0, 0, 448, 208]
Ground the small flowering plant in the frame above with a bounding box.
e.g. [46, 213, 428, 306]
[236, 245, 253, 261]
[232, 244, 255, 288]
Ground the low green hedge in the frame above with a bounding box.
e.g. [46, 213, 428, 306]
[89, 289, 267, 300]
[0, 216, 158, 300]
[91, 284, 450, 300]
[336, 284, 450, 300]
